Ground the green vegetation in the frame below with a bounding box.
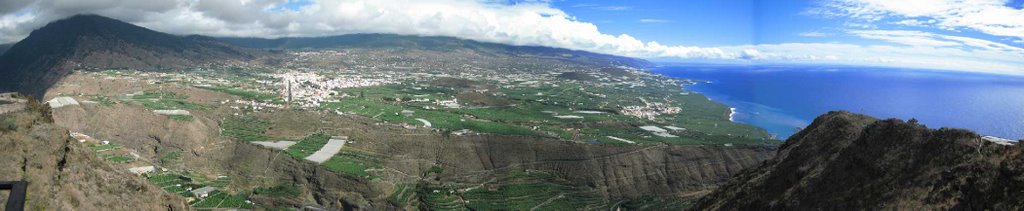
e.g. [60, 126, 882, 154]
[461, 171, 607, 211]
[147, 173, 195, 197]
[90, 96, 116, 106]
[89, 143, 122, 152]
[210, 176, 232, 188]
[428, 166, 444, 175]
[159, 151, 181, 164]
[190, 191, 256, 209]
[221, 116, 272, 142]
[168, 115, 193, 122]
[147, 172, 256, 209]
[196, 85, 283, 103]
[402, 170, 619, 210]
[254, 183, 301, 198]
[388, 184, 417, 207]
[323, 94, 540, 136]
[101, 154, 135, 163]
[321, 149, 383, 179]
[416, 184, 467, 211]
[0, 117, 16, 132]
[323, 82, 774, 145]
[285, 133, 331, 158]
[129, 91, 207, 110]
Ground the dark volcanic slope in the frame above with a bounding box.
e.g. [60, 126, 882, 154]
[692, 111, 1024, 210]
[215, 34, 653, 67]
[0, 15, 260, 98]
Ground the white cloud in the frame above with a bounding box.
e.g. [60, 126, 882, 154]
[848, 30, 961, 47]
[723, 42, 1024, 75]
[798, 32, 829, 37]
[594, 6, 631, 11]
[638, 19, 670, 23]
[849, 30, 1024, 54]
[0, 0, 730, 60]
[819, 0, 1024, 40]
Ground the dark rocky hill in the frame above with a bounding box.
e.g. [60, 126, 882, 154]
[0, 14, 262, 98]
[692, 111, 1024, 210]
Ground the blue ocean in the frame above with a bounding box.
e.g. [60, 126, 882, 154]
[651, 65, 1024, 140]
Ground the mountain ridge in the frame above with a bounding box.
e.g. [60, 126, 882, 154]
[692, 111, 1024, 210]
[0, 14, 263, 98]
[211, 34, 654, 68]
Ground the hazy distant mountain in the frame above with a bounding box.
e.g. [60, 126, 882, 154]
[0, 14, 262, 98]
[692, 111, 1024, 210]
[214, 34, 653, 68]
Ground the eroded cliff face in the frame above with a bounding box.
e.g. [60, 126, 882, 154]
[0, 100, 187, 210]
[692, 111, 1024, 210]
[401, 135, 776, 198]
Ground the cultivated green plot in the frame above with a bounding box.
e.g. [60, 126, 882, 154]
[326, 81, 774, 146]
[285, 133, 332, 158]
[147, 172, 258, 209]
[146, 173, 195, 197]
[254, 184, 301, 198]
[321, 99, 541, 137]
[89, 143, 122, 152]
[321, 149, 383, 179]
[196, 85, 284, 104]
[388, 184, 417, 207]
[101, 154, 135, 163]
[159, 151, 181, 164]
[189, 191, 256, 209]
[416, 184, 468, 211]
[129, 91, 207, 110]
[222, 116, 272, 142]
[90, 96, 116, 106]
[461, 171, 606, 211]
[168, 115, 193, 122]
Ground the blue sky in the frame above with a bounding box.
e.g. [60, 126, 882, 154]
[552, 1, 758, 47]
[0, 0, 1022, 74]
[550, 0, 1022, 48]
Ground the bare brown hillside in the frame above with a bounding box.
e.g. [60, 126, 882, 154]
[0, 98, 187, 210]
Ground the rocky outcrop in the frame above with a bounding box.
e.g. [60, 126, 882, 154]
[0, 100, 187, 210]
[692, 111, 1024, 210]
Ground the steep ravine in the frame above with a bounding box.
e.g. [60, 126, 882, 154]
[365, 134, 776, 199]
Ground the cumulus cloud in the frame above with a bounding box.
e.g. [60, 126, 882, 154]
[816, 0, 1024, 41]
[0, 0, 732, 61]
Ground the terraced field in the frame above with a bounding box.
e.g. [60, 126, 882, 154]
[222, 116, 272, 142]
[324, 82, 772, 145]
[384, 170, 677, 210]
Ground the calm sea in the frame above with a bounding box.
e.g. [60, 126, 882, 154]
[651, 65, 1024, 140]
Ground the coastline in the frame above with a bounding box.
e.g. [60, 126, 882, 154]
[729, 107, 736, 122]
